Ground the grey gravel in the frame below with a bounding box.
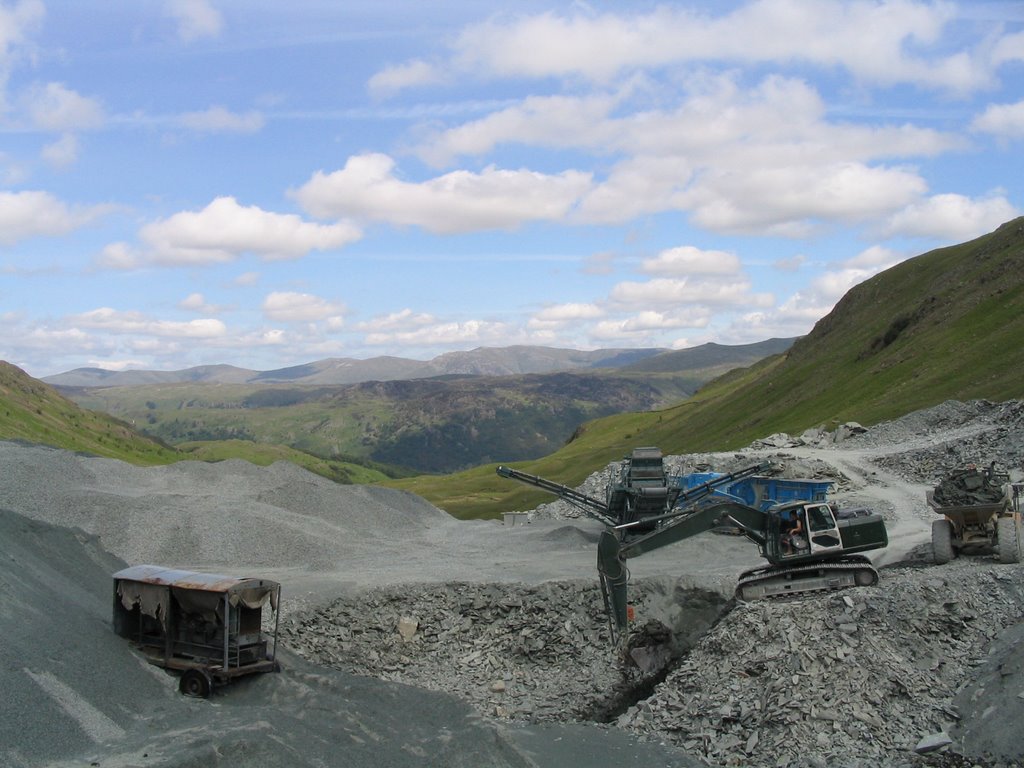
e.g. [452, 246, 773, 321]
[2, 398, 1024, 767]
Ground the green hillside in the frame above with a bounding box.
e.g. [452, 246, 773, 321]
[392, 217, 1024, 519]
[0, 361, 389, 483]
[6, 217, 1024, 514]
[0, 361, 179, 464]
[59, 371, 698, 473]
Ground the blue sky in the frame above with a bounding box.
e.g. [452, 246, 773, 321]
[2, 0, 1022, 378]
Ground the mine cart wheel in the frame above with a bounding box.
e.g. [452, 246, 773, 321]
[997, 517, 1021, 564]
[932, 519, 954, 564]
[179, 669, 212, 698]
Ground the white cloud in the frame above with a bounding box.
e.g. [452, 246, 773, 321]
[575, 155, 694, 225]
[992, 29, 1024, 67]
[179, 292, 222, 314]
[590, 308, 712, 341]
[363, 318, 512, 347]
[368, 60, 443, 99]
[95, 242, 140, 270]
[419, 74, 958, 167]
[447, 1, 995, 92]
[0, 190, 111, 245]
[24, 82, 105, 131]
[41, 132, 79, 167]
[641, 246, 740, 276]
[884, 193, 1019, 240]
[0, 1, 45, 104]
[15, 325, 92, 351]
[233, 271, 260, 286]
[527, 302, 603, 330]
[294, 153, 592, 234]
[262, 291, 347, 323]
[137, 196, 362, 266]
[683, 162, 929, 235]
[165, 0, 222, 42]
[357, 309, 436, 332]
[416, 93, 620, 167]
[415, 72, 959, 234]
[179, 106, 264, 134]
[971, 99, 1024, 139]
[71, 307, 227, 338]
[843, 245, 901, 270]
[773, 254, 806, 272]
[609, 276, 773, 310]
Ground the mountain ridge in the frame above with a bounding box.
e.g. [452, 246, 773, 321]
[42, 345, 672, 387]
[390, 216, 1024, 517]
[45, 342, 798, 388]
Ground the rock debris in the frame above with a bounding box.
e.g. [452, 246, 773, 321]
[3, 398, 1024, 767]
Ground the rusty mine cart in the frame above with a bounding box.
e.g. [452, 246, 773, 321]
[113, 565, 282, 698]
[928, 465, 1023, 565]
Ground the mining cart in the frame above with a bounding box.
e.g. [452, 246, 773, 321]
[112, 565, 281, 697]
[927, 465, 1023, 564]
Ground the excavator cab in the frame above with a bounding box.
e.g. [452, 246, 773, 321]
[767, 502, 843, 562]
[805, 503, 844, 554]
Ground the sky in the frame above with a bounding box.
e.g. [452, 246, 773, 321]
[1, 1, 1023, 378]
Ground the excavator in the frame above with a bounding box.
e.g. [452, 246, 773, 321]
[497, 447, 888, 638]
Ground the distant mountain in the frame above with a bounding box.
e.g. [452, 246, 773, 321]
[45, 363, 259, 387]
[44, 340, 795, 473]
[620, 339, 796, 374]
[43, 345, 673, 387]
[394, 216, 1024, 518]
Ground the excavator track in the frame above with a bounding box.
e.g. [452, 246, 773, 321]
[735, 556, 878, 601]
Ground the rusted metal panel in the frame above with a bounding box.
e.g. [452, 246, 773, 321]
[112, 564, 278, 594]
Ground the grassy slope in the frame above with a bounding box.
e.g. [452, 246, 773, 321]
[6, 218, 1023, 511]
[0, 361, 179, 464]
[392, 217, 1024, 519]
[60, 371, 698, 472]
[0, 362, 389, 483]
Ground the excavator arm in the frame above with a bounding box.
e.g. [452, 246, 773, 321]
[598, 501, 770, 635]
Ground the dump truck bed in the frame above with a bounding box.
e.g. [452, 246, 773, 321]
[926, 490, 1005, 518]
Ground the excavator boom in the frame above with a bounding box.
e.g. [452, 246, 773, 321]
[496, 451, 887, 642]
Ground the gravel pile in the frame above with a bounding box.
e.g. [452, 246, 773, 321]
[3, 397, 1024, 767]
[859, 400, 1024, 485]
[0, 445, 452, 571]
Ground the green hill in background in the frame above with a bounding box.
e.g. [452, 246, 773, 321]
[4, 218, 1023, 516]
[0, 360, 178, 464]
[0, 361, 389, 484]
[392, 217, 1024, 518]
[53, 340, 790, 474]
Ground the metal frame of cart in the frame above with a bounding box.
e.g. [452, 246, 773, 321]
[112, 564, 281, 697]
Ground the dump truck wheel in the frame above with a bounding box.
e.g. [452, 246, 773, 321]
[932, 519, 954, 564]
[997, 517, 1021, 563]
[179, 669, 212, 698]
